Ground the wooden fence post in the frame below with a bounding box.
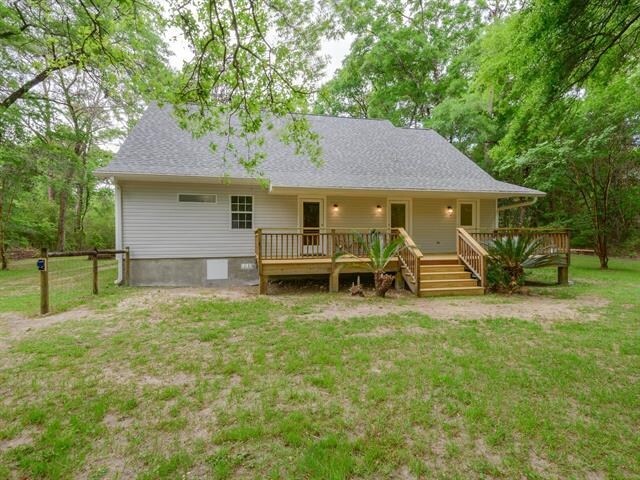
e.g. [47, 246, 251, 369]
[40, 248, 49, 315]
[92, 247, 98, 294]
[125, 247, 131, 286]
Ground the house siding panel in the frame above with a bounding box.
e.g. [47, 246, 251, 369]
[326, 196, 387, 230]
[121, 182, 297, 258]
[480, 199, 497, 229]
[412, 198, 457, 252]
[122, 182, 499, 259]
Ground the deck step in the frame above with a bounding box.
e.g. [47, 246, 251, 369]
[421, 264, 466, 272]
[419, 286, 485, 297]
[420, 271, 471, 280]
[420, 258, 459, 266]
[420, 279, 479, 289]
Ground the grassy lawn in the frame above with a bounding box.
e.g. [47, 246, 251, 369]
[0, 257, 126, 316]
[0, 256, 638, 479]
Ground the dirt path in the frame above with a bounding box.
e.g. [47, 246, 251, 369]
[305, 294, 607, 323]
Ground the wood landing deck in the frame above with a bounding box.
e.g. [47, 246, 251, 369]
[255, 228, 570, 296]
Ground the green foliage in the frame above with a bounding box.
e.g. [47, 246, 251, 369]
[318, 1, 640, 258]
[335, 231, 404, 297]
[487, 235, 557, 293]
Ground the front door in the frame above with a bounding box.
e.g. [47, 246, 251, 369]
[299, 199, 325, 252]
[388, 200, 410, 233]
[457, 200, 478, 230]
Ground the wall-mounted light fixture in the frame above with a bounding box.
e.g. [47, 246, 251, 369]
[446, 205, 454, 216]
[333, 203, 339, 211]
[376, 204, 382, 212]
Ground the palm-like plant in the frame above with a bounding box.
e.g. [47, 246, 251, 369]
[334, 231, 405, 297]
[487, 235, 559, 293]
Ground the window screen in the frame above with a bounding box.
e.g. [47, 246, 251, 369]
[231, 195, 253, 229]
[390, 203, 407, 229]
[460, 203, 474, 227]
[178, 193, 217, 203]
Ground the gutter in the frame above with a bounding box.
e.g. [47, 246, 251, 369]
[498, 197, 538, 211]
[114, 181, 124, 285]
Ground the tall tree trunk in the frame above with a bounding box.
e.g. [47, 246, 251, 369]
[595, 230, 609, 269]
[0, 242, 7, 271]
[483, 85, 495, 169]
[0, 192, 10, 270]
[56, 189, 67, 251]
[74, 182, 85, 249]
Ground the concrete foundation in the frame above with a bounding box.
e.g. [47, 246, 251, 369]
[130, 257, 258, 287]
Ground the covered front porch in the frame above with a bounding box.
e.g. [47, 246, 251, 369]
[254, 227, 571, 296]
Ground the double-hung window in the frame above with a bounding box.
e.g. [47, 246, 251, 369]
[230, 195, 253, 229]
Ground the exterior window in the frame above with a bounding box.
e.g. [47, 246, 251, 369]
[178, 193, 217, 203]
[460, 203, 474, 227]
[231, 195, 253, 229]
[390, 203, 407, 229]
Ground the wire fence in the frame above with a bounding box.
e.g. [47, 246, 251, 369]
[39, 248, 130, 315]
[46, 256, 119, 313]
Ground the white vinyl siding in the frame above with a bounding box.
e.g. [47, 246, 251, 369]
[412, 198, 458, 252]
[480, 199, 497, 230]
[326, 196, 387, 230]
[121, 182, 501, 258]
[412, 198, 498, 252]
[121, 182, 297, 258]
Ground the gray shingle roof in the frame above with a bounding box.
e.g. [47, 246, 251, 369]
[98, 103, 544, 196]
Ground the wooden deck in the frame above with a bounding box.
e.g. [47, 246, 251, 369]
[255, 228, 571, 296]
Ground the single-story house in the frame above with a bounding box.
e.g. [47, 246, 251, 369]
[97, 103, 568, 296]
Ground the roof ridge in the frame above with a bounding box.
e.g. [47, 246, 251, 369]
[299, 112, 392, 123]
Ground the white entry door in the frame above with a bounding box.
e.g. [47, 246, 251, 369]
[456, 200, 478, 230]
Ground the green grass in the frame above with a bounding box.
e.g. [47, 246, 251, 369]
[0, 257, 129, 316]
[0, 256, 638, 478]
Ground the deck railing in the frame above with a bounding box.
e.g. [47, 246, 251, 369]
[456, 228, 489, 288]
[469, 228, 571, 258]
[255, 228, 400, 261]
[255, 227, 424, 295]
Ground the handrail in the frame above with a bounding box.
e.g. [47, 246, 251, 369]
[456, 227, 488, 288]
[396, 227, 422, 294]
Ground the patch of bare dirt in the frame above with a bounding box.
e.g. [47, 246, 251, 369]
[0, 286, 259, 347]
[0, 429, 35, 452]
[101, 363, 196, 388]
[116, 287, 257, 310]
[307, 294, 608, 323]
[0, 307, 95, 347]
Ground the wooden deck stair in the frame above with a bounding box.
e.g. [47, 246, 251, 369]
[417, 256, 484, 297]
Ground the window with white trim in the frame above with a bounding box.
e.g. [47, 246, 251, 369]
[178, 193, 217, 203]
[230, 195, 253, 229]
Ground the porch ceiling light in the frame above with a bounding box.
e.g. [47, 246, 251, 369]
[446, 205, 454, 216]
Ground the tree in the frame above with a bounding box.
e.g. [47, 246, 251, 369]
[509, 0, 640, 97]
[0, 0, 169, 111]
[316, 0, 484, 126]
[509, 74, 640, 268]
[167, 0, 331, 169]
[0, 112, 38, 269]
